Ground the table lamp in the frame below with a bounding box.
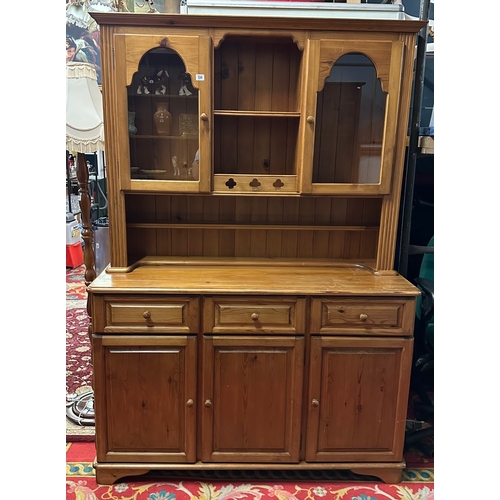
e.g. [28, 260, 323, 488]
[66, 61, 105, 286]
[66, 61, 105, 427]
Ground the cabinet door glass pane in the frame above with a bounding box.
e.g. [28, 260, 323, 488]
[313, 54, 386, 184]
[128, 47, 200, 181]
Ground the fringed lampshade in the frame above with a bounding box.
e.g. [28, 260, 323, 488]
[66, 62, 105, 153]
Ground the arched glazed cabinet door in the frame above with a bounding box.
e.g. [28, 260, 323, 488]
[301, 40, 403, 195]
[113, 34, 212, 193]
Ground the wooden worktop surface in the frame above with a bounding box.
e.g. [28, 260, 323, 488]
[88, 259, 419, 296]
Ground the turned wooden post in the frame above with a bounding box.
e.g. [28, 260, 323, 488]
[76, 152, 97, 286]
[76, 151, 96, 376]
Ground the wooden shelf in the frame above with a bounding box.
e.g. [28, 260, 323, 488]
[127, 222, 379, 231]
[129, 94, 198, 99]
[129, 135, 198, 139]
[102, 256, 384, 278]
[214, 110, 300, 118]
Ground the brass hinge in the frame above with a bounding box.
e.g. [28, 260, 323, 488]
[112, 47, 115, 70]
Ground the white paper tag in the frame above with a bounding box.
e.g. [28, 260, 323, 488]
[195, 74, 205, 81]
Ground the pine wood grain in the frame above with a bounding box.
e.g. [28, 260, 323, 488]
[89, 263, 418, 296]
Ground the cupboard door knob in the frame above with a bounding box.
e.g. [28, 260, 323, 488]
[186, 399, 194, 407]
[359, 313, 368, 321]
[204, 399, 212, 408]
[307, 115, 315, 124]
[200, 113, 208, 121]
[143, 311, 151, 319]
[312, 399, 319, 407]
[251, 313, 259, 321]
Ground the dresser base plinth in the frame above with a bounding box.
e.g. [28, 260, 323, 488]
[94, 460, 405, 485]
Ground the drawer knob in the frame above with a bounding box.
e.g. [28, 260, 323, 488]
[200, 112, 209, 121]
[307, 115, 315, 124]
[251, 313, 259, 321]
[186, 399, 194, 407]
[312, 399, 320, 407]
[204, 399, 212, 408]
[143, 311, 151, 320]
[359, 313, 368, 321]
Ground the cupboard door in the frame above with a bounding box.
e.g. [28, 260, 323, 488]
[301, 39, 403, 195]
[93, 335, 197, 463]
[305, 336, 412, 462]
[114, 33, 211, 193]
[201, 335, 304, 462]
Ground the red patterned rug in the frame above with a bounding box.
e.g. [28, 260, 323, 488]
[67, 265, 95, 440]
[66, 265, 92, 395]
[67, 443, 434, 500]
[66, 307, 92, 394]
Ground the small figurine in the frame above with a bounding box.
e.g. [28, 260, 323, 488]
[172, 156, 180, 176]
[179, 73, 192, 96]
[155, 84, 166, 95]
[137, 75, 154, 95]
[154, 69, 169, 95]
[189, 149, 199, 178]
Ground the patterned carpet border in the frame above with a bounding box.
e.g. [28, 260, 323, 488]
[66, 480, 434, 500]
[66, 443, 434, 500]
[66, 466, 434, 500]
[66, 264, 88, 301]
[66, 463, 434, 483]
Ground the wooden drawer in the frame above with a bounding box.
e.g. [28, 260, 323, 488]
[203, 296, 306, 334]
[310, 298, 415, 335]
[94, 296, 199, 333]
